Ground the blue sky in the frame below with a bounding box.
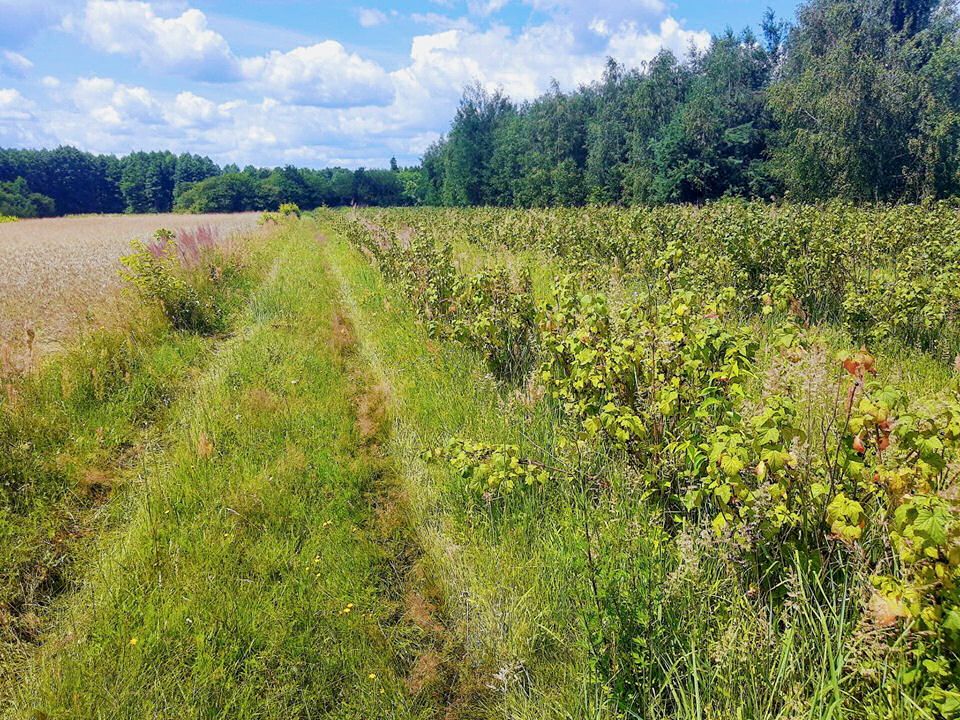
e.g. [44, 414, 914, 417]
[0, 0, 799, 169]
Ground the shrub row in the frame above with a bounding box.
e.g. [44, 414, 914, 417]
[365, 201, 960, 361]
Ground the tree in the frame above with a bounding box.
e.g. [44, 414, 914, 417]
[644, 31, 780, 203]
[442, 83, 515, 206]
[0, 177, 55, 217]
[120, 151, 177, 213]
[769, 0, 960, 201]
[586, 59, 634, 204]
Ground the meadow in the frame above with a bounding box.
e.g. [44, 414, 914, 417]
[0, 203, 958, 719]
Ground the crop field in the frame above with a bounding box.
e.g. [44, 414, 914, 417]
[0, 213, 260, 369]
[0, 205, 959, 719]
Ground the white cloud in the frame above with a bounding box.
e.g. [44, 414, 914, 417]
[389, 16, 705, 110]
[607, 18, 710, 67]
[241, 42, 394, 108]
[8, 0, 716, 169]
[72, 76, 164, 127]
[357, 8, 388, 28]
[0, 51, 34, 78]
[0, 88, 36, 121]
[82, 0, 239, 80]
[169, 91, 223, 128]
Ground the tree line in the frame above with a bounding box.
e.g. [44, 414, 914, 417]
[423, 0, 960, 206]
[0, 147, 420, 217]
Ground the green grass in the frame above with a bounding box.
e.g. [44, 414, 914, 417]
[317, 214, 956, 719]
[319, 221, 611, 718]
[0, 307, 209, 652]
[8, 223, 434, 718]
[0, 235, 261, 687]
[3, 213, 954, 719]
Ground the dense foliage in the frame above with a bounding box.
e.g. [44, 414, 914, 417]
[0, 147, 419, 217]
[423, 0, 960, 206]
[361, 201, 960, 361]
[0, 177, 54, 218]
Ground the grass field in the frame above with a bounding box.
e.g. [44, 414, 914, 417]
[0, 206, 958, 719]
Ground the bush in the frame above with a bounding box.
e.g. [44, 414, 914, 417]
[121, 227, 248, 335]
[260, 203, 302, 226]
[338, 214, 538, 383]
[453, 267, 538, 383]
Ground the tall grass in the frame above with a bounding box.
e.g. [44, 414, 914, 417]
[9, 222, 436, 719]
[0, 226, 262, 696]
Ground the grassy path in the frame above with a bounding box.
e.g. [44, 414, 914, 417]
[317, 222, 600, 719]
[9, 223, 435, 718]
[8, 217, 602, 719]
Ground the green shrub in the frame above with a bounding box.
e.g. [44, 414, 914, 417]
[121, 228, 249, 335]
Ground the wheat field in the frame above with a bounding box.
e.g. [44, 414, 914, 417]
[0, 213, 260, 368]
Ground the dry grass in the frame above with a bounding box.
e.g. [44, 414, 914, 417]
[0, 213, 260, 369]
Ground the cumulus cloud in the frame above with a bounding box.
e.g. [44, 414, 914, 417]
[11, 0, 717, 167]
[72, 76, 164, 127]
[240, 42, 395, 108]
[606, 18, 710, 67]
[390, 16, 706, 110]
[82, 0, 240, 80]
[0, 88, 55, 148]
[169, 91, 221, 128]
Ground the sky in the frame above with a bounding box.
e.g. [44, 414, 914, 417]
[0, 0, 800, 169]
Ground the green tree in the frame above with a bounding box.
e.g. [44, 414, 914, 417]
[769, 0, 959, 200]
[0, 177, 55, 217]
[442, 83, 515, 206]
[645, 31, 779, 203]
